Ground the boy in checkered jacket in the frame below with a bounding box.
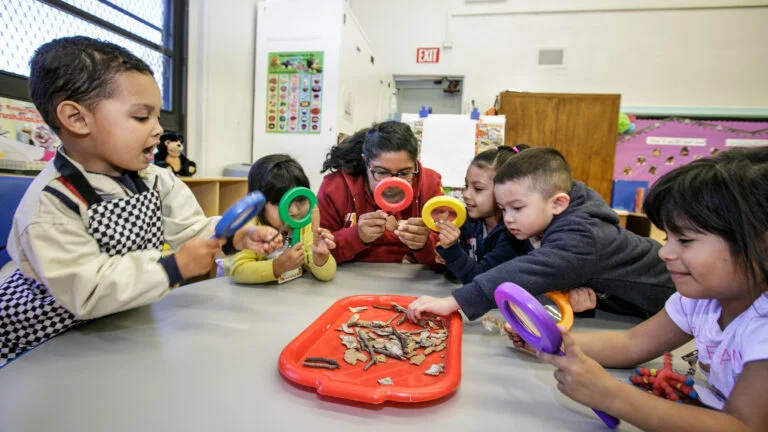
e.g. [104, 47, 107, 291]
[0, 36, 279, 368]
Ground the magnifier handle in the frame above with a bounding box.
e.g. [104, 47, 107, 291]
[555, 350, 620, 428]
[593, 409, 620, 429]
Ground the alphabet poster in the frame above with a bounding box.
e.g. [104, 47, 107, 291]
[266, 51, 324, 134]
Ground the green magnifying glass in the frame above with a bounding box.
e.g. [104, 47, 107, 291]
[278, 187, 318, 246]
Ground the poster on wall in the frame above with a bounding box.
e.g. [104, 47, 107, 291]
[0, 97, 60, 173]
[475, 116, 506, 154]
[614, 118, 768, 185]
[266, 51, 324, 134]
[611, 118, 768, 210]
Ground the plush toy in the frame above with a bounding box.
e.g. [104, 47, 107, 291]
[629, 352, 700, 405]
[155, 132, 197, 177]
[618, 113, 636, 134]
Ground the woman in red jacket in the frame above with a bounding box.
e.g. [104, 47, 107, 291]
[318, 121, 443, 266]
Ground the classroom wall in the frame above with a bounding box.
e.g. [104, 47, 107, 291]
[186, 0, 260, 178]
[349, 0, 768, 117]
[187, 0, 389, 182]
[250, 0, 345, 191]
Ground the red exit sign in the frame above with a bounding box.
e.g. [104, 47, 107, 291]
[416, 47, 440, 63]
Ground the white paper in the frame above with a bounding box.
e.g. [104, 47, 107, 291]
[419, 115, 477, 187]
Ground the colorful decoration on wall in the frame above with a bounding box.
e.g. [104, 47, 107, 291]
[0, 97, 60, 151]
[613, 117, 768, 186]
[266, 51, 324, 134]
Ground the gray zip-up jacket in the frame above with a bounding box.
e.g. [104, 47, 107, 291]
[452, 181, 675, 320]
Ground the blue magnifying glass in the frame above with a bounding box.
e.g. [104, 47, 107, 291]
[212, 191, 267, 238]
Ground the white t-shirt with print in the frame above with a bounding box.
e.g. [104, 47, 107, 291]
[665, 292, 768, 409]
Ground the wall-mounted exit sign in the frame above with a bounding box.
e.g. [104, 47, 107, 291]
[416, 47, 440, 63]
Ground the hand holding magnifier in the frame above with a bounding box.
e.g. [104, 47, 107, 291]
[494, 282, 620, 429]
[421, 196, 467, 232]
[271, 187, 318, 246]
[213, 191, 266, 239]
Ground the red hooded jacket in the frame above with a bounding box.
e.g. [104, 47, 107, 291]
[317, 161, 443, 267]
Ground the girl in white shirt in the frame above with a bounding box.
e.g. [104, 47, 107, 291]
[508, 146, 768, 431]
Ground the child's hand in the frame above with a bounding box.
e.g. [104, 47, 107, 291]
[434, 251, 446, 265]
[175, 237, 224, 280]
[312, 228, 336, 266]
[436, 220, 460, 248]
[406, 295, 460, 322]
[536, 325, 619, 412]
[395, 217, 431, 250]
[504, 322, 536, 354]
[568, 287, 597, 313]
[273, 242, 305, 277]
[358, 210, 388, 244]
[235, 225, 283, 255]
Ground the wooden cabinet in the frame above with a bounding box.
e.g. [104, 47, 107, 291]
[497, 92, 620, 203]
[180, 177, 248, 217]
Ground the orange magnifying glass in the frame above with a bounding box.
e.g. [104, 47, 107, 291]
[374, 177, 414, 213]
[540, 291, 574, 330]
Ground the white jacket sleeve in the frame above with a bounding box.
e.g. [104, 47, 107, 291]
[154, 169, 219, 249]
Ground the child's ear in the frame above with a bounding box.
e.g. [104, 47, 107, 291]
[56, 101, 91, 136]
[551, 192, 570, 215]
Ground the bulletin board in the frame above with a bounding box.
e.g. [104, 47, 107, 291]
[265, 51, 324, 134]
[613, 118, 768, 186]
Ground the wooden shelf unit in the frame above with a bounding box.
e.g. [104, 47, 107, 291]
[180, 177, 248, 217]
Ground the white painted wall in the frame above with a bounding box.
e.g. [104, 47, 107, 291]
[349, 0, 768, 116]
[251, 0, 389, 190]
[186, 0, 259, 177]
[336, 7, 393, 137]
[187, 0, 389, 181]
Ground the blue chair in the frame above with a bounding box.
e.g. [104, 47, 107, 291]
[0, 176, 34, 266]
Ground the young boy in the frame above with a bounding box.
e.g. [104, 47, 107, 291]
[0, 36, 278, 367]
[407, 147, 675, 322]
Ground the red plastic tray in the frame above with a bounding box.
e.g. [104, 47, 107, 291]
[278, 294, 462, 404]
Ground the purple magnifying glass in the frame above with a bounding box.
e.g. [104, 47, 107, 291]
[494, 282, 620, 429]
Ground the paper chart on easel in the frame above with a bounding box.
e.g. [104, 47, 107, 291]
[419, 115, 477, 187]
[266, 51, 324, 134]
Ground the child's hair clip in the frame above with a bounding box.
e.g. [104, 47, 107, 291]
[511, 143, 530, 153]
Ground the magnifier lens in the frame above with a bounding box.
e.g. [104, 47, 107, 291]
[536, 295, 563, 322]
[430, 206, 458, 223]
[381, 186, 406, 204]
[508, 301, 541, 337]
[231, 211, 252, 228]
[288, 196, 311, 220]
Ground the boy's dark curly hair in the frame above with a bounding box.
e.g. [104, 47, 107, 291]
[29, 36, 153, 133]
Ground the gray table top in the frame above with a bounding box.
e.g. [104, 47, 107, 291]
[0, 263, 687, 431]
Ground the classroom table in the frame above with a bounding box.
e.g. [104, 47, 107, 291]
[0, 263, 689, 431]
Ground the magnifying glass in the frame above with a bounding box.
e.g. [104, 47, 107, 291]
[374, 177, 414, 213]
[213, 191, 266, 239]
[278, 186, 318, 246]
[421, 196, 467, 232]
[539, 291, 574, 330]
[494, 282, 620, 429]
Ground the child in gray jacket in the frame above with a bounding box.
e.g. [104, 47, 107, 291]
[407, 147, 675, 321]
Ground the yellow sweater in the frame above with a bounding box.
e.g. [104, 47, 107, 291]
[227, 220, 336, 284]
